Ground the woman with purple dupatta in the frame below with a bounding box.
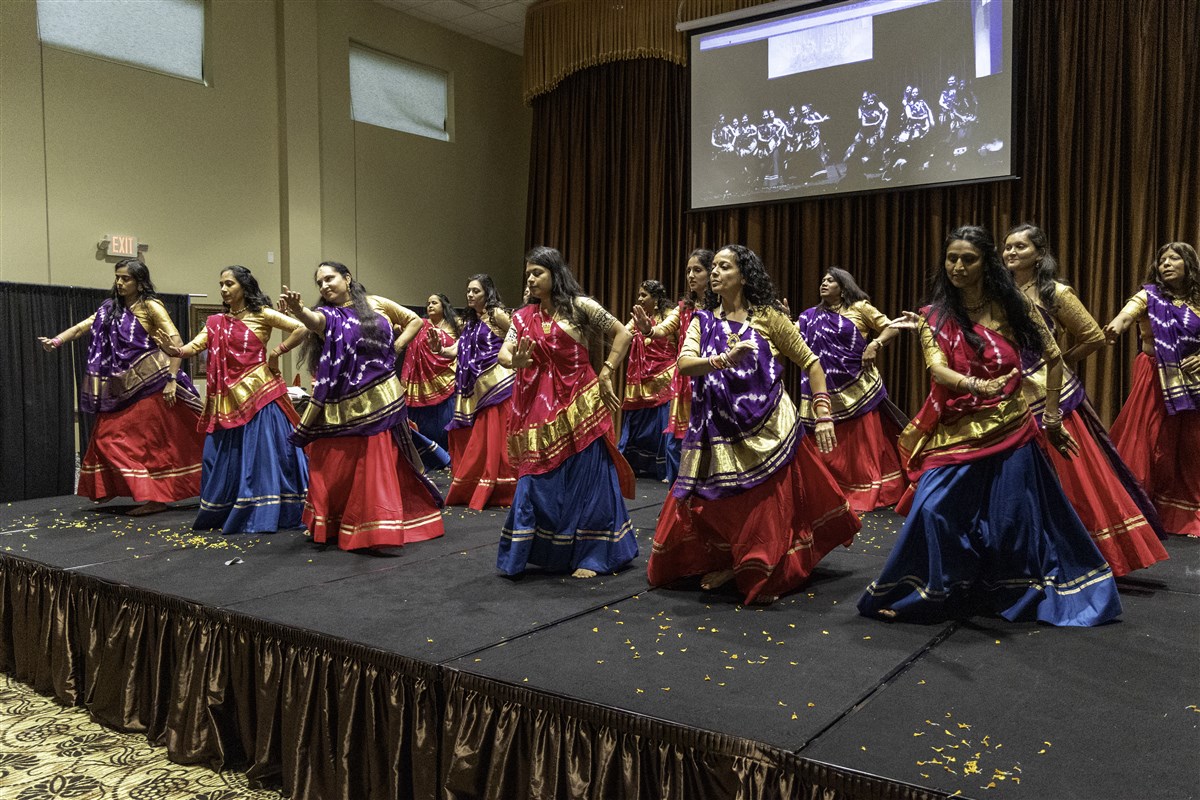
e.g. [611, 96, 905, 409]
[796, 267, 908, 513]
[40, 259, 204, 515]
[430, 274, 518, 509]
[647, 245, 860, 605]
[1104, 242, 1200, 536]
[279, 261, 444, 551]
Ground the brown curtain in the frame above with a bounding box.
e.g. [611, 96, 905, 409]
[524, 0, 1200, 422]
[0, 558, 442, 800]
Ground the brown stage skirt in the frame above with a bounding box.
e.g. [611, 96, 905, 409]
[648, 437, 861, 604]
[77, 393, 203, 503]
[1110, 353, 1200, 536]
[303, 430, 444, 550]
[445, 403, 518, 510]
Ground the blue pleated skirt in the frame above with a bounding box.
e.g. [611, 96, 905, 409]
[857, 441, 1121, 626]
[194, 402, 308, 534]
[497, 437, 638, 575]
[665, 435, 683, 485]
[409, 395, 454, 451]
[618, 403, 671, 481]
[409, 426, 452, 471]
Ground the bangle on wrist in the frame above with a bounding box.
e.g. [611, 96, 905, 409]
[815, 415, 834, 424]
[602, 360, 617, 372]
[52, 337, 63, 348]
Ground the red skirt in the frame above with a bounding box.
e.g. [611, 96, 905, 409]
[77, 393, 203, 503]
[648, 437, 861, 604]
[820, 410, 908, 513]
[1036, 410, 1169, 575]
[303, 430, 444, 550]
[446, 403, 518, 510]
[1110, 353, 1200, 536]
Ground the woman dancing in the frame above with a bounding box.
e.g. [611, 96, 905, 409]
[402, 293, 459, 471]
[633, 249, 712, 483]
[39, 258, 204, 515]
[796, 267, 908, 512]
[1003, 224, 1167, 573]
[432, 274, 518, 509]
[618, 280, 676, 480]
[280, 261, 443, 551]
[171, 265, 310, 533]
[647, 245, 860, 605]
[496, 247, 639, 578]
[858, 226, 1121, 626]
[1104, 242, 1200, 536]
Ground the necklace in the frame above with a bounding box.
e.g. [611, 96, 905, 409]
[228, 304, 246, 315]
[963, 297, 989, 314]
[720, 308, 750, 348]
[540, 306, 557, 334]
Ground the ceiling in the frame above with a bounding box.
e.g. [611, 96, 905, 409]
[374, 0, 538, 55]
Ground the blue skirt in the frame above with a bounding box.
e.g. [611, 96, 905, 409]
[194, 402, 308, 534]
[409, 426, 452, 471]
[409, 396, 453, 451]
[497, 438, 638, 575]
[618, 403, 671, 481]
[857, 441, 1121, 626]
[665, 435, 682, 485]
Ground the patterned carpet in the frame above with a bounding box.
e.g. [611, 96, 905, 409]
[0, 673, 283, 800]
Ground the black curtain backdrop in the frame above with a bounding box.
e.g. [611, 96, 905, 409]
[0, 283, 191, 502]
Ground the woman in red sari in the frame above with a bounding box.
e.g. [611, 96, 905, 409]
[496, 247, 638, 578]
[403, 293, 458, 470]
[431, 275, 518, 509]
[171, 266, 309, 533]
[619, 280, 676, 480]
[1104, 242, 1200, 536]
[633, 249, 712, 484]
[1003, 224, 1167, 572]
[647, 245, 860, 605]
[40, 259, 204, 515]
[859, 226, 1120, 626]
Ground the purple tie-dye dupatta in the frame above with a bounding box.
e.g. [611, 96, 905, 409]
[672, 310, 801, 501]
[290, 305, 407, 446]
[795, 306, 886, 422]
[449, 318, 514, 430]
[1144, 285, 1200, 414]
[80, 299, 201, 415]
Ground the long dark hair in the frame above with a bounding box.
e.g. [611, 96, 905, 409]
[928, 225, 1043, 355]
[640, 279, 670, 316]
[1146, 242, 1200, 305]
[1004, 223, 1061, 311]
[299, 261, 390, 374]
[684, 248, 714, 306]
[823, 266, 870, 305]
[463, 273, 505, 325]
[702, 244, 787, 314]
[110, 258, 158, 311]
[430, 292, 461, 336]
[220, 265, 272, 313]
[525, 246, 612, 343]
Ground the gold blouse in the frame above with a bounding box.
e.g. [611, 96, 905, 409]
[77, 298, 182, 347]
[683, 306, 818, 370]
[918, 299, 1060, 370]
[185, 307, 302, 351]
[1021, 281, 1104, 351]
[826, 300, 892, 337]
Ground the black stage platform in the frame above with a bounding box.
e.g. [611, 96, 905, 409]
[1, 476, 1197, 800]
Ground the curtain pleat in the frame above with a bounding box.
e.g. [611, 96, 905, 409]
[523, 0, 1200, 422]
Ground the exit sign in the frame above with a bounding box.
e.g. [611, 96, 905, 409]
[106, 234, 138, 258]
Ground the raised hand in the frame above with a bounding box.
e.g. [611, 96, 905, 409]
[887, 310, 922, 330]
[426, 325, 443, 354]
[278, 285, 304, 316]
[509, 335, 535, 370]
[631, 305, 653, 335]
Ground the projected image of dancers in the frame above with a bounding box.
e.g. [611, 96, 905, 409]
[699, 73, 1005, 200]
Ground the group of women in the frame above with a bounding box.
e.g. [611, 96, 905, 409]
[41, 229, 1197, 627]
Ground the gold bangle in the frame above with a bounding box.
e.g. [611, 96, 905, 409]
[602, 360, 617, 372]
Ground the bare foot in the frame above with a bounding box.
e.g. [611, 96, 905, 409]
[128, 502, 168, 516]
[572, 568, 597, 579]
[878, 608, 897, 619]
[700, 569, 735, 591]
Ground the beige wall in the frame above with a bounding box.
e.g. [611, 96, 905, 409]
[0, 0, 530, 311]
